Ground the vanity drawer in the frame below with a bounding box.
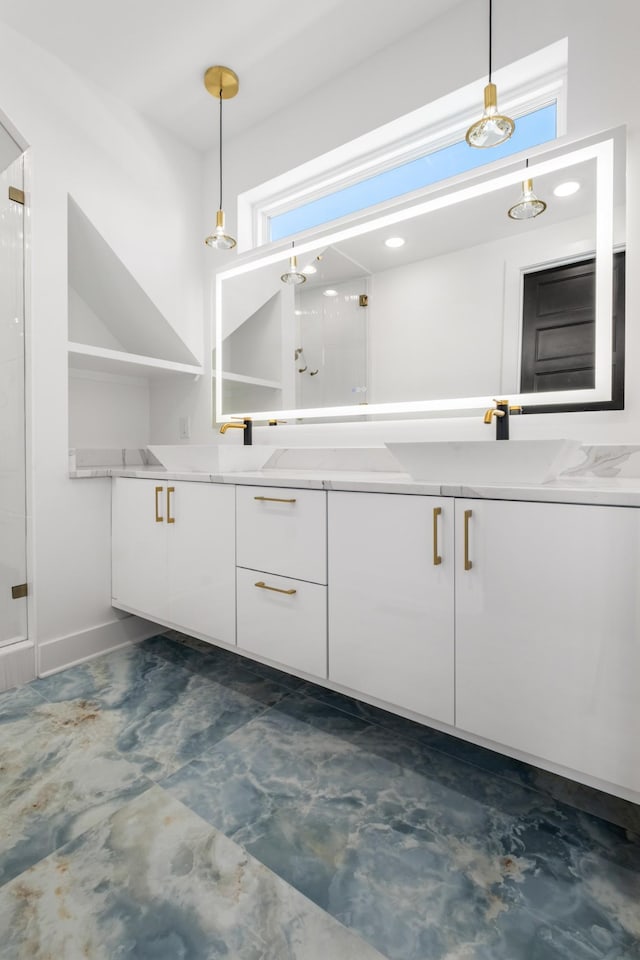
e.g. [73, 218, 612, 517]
[236, 485, 327, 584]
[236, 567, 327, 678]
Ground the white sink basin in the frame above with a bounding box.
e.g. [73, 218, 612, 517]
[147, 445, 276, 473]
[385, 439, 582, 484]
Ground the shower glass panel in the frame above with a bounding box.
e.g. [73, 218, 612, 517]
[295, 277, 368, 409]
[0, 154, 27, 646]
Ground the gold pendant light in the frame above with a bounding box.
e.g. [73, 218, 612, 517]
[465, 0, 514, 149]
[508, 159, 547, 220]
[204, 65, 239, 250]
[281, 242, 306, 285]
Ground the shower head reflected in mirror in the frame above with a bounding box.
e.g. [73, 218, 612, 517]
[294, 347, 307, 372]
[294, 347, 318, 376]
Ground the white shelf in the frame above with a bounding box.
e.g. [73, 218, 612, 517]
[212, 369, 282, 390]
[68, 342, 203, 378]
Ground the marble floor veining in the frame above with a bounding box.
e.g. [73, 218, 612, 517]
[0, 633, 639, 959]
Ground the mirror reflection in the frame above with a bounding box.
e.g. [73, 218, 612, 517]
[216, 135, 624, 421]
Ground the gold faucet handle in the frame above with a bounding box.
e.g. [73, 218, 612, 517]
[509, 405, 523, 414]
[268, 419, 287, 426]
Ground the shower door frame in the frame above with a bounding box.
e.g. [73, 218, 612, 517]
[0, 117, 34, 657]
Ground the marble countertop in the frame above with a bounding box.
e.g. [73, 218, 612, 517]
[69, 464, 640, 508]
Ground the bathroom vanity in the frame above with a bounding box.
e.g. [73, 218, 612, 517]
[103, 126, 637, 805]
[109, 463, 640, 805]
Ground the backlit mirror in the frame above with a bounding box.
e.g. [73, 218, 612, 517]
[214, 130, 624, 422]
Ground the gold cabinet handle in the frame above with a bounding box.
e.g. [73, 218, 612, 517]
[253, 496, 297, 504]
[433, 506, 442, 566]
[167, 486, 175, 524]
[464, 509, 473, 571]
[155, 486, 164, 523]
[254, 580, 297, 596]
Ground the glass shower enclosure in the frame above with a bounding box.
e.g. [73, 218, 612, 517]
[0, 143, 27, 647]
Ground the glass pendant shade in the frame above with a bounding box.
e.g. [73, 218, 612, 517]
[204, 65, 238, 251]
[281, 254, 306, 285]
[205, 209, 236, 249]
[466, 82, 515, 148]
[508, 178, 547, 220]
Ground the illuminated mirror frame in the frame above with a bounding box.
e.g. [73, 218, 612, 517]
[214, 131, 616, 423]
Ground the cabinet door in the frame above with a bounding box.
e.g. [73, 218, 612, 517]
[167, 482, 236, 645]
[328, 491, 454, 724]
[455, 499, 640, 793]
[112, 478, 168, 620]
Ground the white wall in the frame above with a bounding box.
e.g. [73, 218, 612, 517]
[370, 248, 504, 404]
[167, 0, 640, 448]
[68, 286, 125, 351]
[68, 371, 150, 450]
[0, 21, 204, 672]
[226, 293, 283, 383]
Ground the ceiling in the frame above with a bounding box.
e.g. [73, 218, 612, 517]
[0, 0, 466, 152]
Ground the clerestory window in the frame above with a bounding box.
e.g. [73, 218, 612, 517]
[238, 39, 568, 251]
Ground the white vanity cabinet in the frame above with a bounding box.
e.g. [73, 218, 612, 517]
[235, 485, 327, 678]
[109, 476, 640, 799]
[328, 491, 455, 724]
[112, 478, 235, 644]
[327, 490, 640, 795]
[454, 498, 640, 794]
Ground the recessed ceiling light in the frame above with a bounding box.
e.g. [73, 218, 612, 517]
[553, 181, 581, 197]
[323, 289, 338, 297]
[302, 264, 317, 275]
[385, 236, 406, 248]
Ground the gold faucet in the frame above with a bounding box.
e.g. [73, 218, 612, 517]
[220, 417, 253, 445]
[483, 400, 522, 440]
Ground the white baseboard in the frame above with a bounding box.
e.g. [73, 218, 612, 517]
[0, 639, 36, 692]
[37, 614, 163, 677]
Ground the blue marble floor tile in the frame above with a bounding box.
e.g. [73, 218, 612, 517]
[31, 638, 168, 705]
[4, 638, 640, 958]
[144, 633, 298, 707]
[0, 784, 387, 960]
[0, 642, 292, 888]
[162, 693, 640, 960]
[31, 640, 288, 781]
[164, 629, 309, 693]
[0, 681, 48, 720]
[0, 692, 153, 886]
[292, 673, 640, 834]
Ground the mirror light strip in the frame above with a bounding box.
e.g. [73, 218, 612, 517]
[215, 133, 618, 423]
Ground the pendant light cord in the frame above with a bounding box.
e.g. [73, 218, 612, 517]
[219, 86, 223, 211]
[488, 0, 493, 82]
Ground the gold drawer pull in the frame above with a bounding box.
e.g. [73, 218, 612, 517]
[254, 496, 297, 504]
[155, 486, 164, 523]
[254, 580, 297, 596]
[433, 506, 442, 566]
[464, 509, 473, 571]
[167, 486, 175, 524]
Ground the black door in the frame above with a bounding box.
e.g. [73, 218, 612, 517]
[520, 252, 625, 411]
